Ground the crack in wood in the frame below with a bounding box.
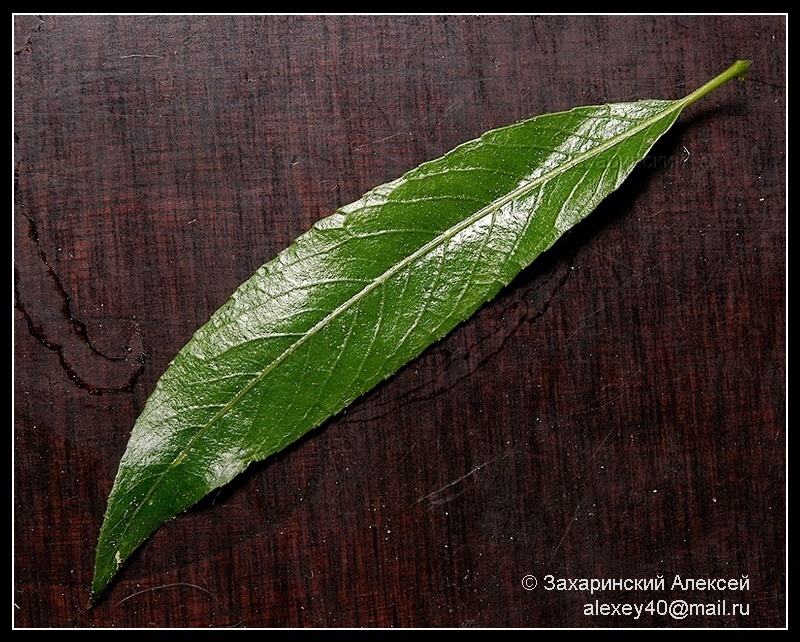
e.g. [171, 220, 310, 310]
[13, 15, 44, 56]
[14, 211, 146, 394]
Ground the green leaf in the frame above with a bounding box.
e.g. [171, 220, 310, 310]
[90, 61, 749, 604]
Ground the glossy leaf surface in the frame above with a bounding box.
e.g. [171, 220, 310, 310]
[91, 61, 749, 603]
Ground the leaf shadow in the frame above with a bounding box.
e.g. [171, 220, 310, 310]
[192, 427, 325, 514]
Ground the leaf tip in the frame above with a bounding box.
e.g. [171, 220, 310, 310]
[87, 579, 106, 609]
[88, 579, 106, 609]
[88, 546, 124, 607]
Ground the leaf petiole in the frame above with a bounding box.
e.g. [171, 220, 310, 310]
[680, 59, 751, 108]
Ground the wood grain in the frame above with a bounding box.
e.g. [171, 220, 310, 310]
[14, 15, 785, 628]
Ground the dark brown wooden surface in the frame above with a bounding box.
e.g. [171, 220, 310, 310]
[14, 15, 785, 628]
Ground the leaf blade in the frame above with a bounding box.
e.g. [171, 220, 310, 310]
[91, 62, 749, 603]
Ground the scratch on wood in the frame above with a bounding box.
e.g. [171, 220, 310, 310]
[120, 54, 164, 59]
[546, 503, 581, 567]
[115, 582, 212, 606]
[416, 453, 504, 505]
[354, 132, 408, 150]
